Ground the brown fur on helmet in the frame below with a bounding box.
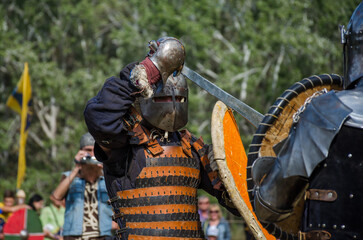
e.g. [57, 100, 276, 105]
[130, 64, 154, 98]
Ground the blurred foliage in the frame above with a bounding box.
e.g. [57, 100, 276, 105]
[0, 0, 359, 214]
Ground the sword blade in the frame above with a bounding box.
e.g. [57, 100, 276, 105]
[182, 66, 263, 128]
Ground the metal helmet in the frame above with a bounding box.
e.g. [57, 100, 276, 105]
[138, 74, 188, 132]
[148, 37, 186, 85]
[341, 1, 363, 89]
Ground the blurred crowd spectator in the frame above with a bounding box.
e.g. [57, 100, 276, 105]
[51, 132, 115, 240]
[198, 195, 210, 226]
[0, 189, 29, 240]
[203, 204, 231, 240]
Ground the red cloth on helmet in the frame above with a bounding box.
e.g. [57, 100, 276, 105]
[140, 57, 161, 85]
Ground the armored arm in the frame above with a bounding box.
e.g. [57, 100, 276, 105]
[191, 137, 240, 216]
[84, 62, 139, 151]
[254, 91, 353, 223]
[254, 160, 308, 222]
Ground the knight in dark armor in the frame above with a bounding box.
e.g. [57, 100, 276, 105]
[253, 2, 363, 240]
[84, 37, 238, 240]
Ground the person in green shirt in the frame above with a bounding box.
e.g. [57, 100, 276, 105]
[40, 200, 65, 240]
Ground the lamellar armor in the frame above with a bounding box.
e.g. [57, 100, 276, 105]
[108, 107, 219, 240]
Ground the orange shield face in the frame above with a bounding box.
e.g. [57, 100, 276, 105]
[211, 100, 275, 240]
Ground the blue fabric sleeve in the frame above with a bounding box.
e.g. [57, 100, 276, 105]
[84, 62, 139, 149]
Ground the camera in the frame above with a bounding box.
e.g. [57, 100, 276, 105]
[74, 155, 100, 165]
[81, 155, 96, 162]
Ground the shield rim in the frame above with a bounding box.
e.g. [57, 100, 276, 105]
[211, 100, 270, 240]
[247, 74, 344, 234]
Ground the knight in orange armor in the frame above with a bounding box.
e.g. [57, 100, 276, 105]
[84, 37, 238, 240]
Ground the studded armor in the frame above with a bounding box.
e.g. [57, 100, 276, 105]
[302, 125, 363, 239]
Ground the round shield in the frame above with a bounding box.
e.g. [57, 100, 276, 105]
[247, 74, 343, 234]
[3, 208, 44, 240]
[211, 100, 275, 240]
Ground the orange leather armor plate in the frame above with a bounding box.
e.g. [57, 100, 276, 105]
[117, 186, 197, 199]
[137, 166, 200, 179]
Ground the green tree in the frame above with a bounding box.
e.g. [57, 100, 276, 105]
[0, 1, 360, 226]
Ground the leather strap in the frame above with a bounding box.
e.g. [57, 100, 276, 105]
[116, 186, 197, 199]
[305, 189, 337, 202]
[126, 220, 200, 230]
[124, 106, 164, 156]
[191, 136, 221, 188]
[298, 230, 331, 240]
[118, 212, 200, 222]
[180, 130, 193, 158]
[123, 106, 143, 128]
[114, 194, 197, 208]
[135, 175, 200, 189]
[113, 203, 197, 215]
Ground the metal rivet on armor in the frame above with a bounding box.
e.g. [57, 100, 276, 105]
[354, 235, 357, 239]
[323, 163, 327, 167]
[341, 225, 346, 229]
[333, 225, 337, 229]
[350, 194, 354, 199]
[328, 192, 333, 198]
[315, 192, 319, 196]
[318, 224, 321, 227]
[322, 224, 326, 228]
[348, 153, 353, 158]
[309, 224, 313, 227]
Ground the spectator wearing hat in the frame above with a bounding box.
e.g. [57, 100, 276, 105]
[0, 190, 29, 240]
[51, 133, 114, 240]
[16, 189, 26, 205]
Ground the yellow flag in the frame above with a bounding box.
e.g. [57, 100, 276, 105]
[6, 62, 32, 189]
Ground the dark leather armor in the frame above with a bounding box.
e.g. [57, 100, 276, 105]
[302, 125, 363, 239]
